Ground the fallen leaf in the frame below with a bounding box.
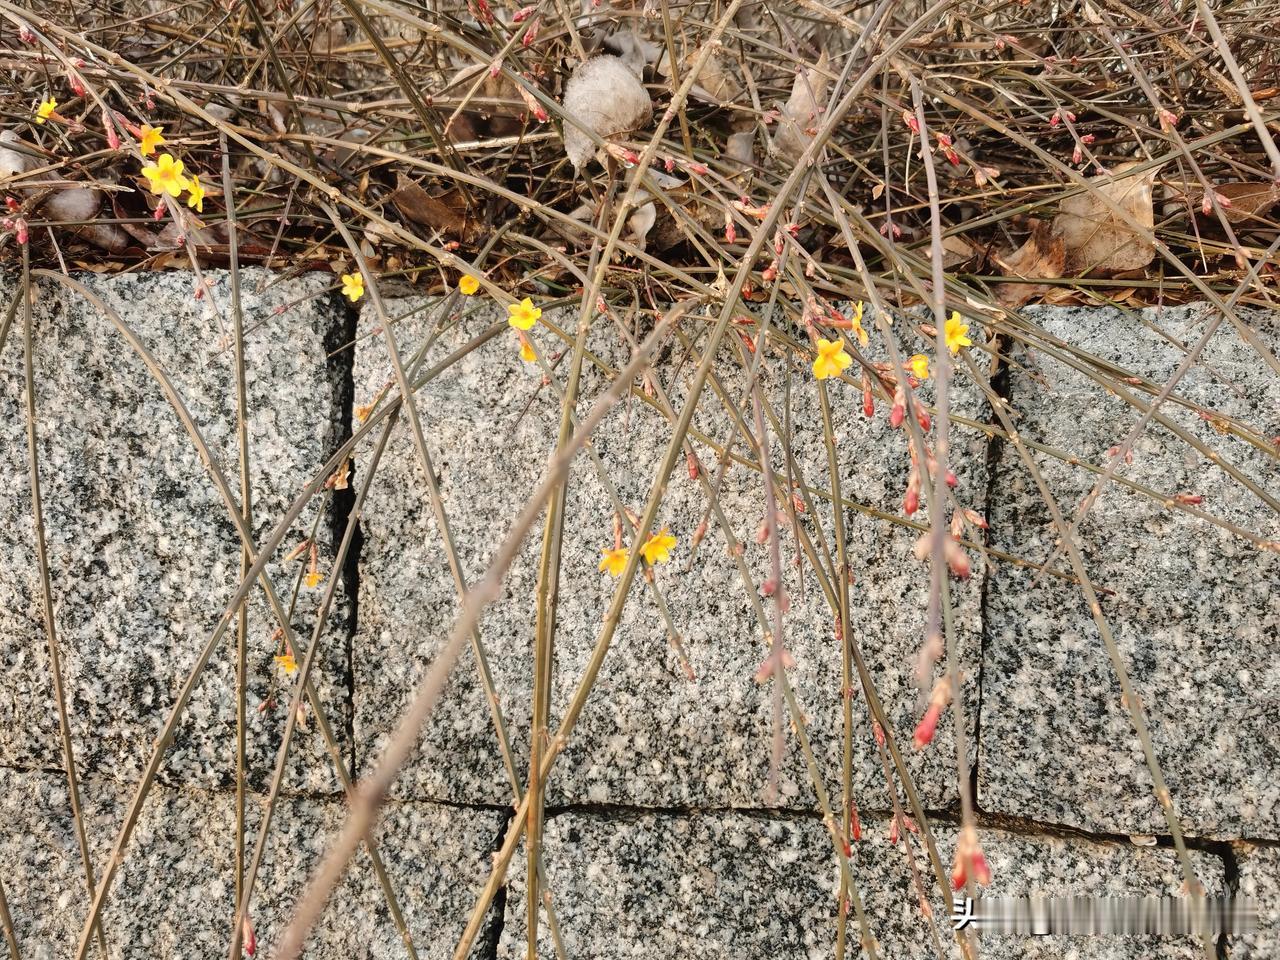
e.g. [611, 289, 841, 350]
[1205, 182, 1280, 226]
[390, 175, 483, 244]
[770, 51, 830, 163]
[1054, 161, 1158, 276]
[993, 219, 1065, 308]
[930, 234, 976, 271]
[561, 55, 653, 172]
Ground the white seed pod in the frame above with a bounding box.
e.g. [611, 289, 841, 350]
[561, 55, 652, 172]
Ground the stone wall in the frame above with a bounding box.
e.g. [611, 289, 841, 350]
[0, 271, 1275, 959]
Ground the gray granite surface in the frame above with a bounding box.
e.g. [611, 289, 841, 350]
[498, 810, 1225, 959]
[0, 765, 502, 959]
[1, 281, 1276, 959]
[0, 270, 352, 794]
[980, 305, 1280, 840]
[351, 298, 987, 810]
[1234, 843, 1280, 959]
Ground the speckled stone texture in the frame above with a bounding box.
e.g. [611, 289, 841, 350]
[980, 305, 1280, 839]
[497, 811, 1224, 959]
[351, 298, 987, 810]
[0, 765, 502, 959]
[1234, 843, 1280, 959]
[0, 270, 352, 794]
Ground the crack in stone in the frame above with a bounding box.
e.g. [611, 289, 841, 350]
[973, 336, 1011, 813]
[323, 291, 362, 780]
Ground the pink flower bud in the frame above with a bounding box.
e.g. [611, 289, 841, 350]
[970, 846, 992, 886]
[242, 914, 256, 956]
[903, 487, 919, 516]
[945, 538, 971, 579]
[889, 385, 906, 428]
[913, 700, 942, 749]
[901, 109, 919, 134]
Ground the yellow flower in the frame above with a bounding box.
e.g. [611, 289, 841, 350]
[850, 301, 868, 347]
[458, 274, 480, 295]
[34, 98, 56, 124]
[811, 338, 851, 380]
[139, 123, 165, 157]
[908, 353, 930, 380]
[598, 547, 626, 576]
[185, 173, 205, 212]
[304, 570, 322, 589]
[945, 311, 972, 355]
[640, 527, 677, 565]
[141, 153, 191, 198]
[340, 272, 364, 303]
[507, 297, 541, 330]
[519, 339, 537, 363]
[274, 653, 299, 674]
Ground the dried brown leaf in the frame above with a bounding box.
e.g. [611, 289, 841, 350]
[993, 219, 1065, 308]
[390, 175, 483, 243]
[1208, 182, 1280, 225]
[1054, 161, 1158, 276]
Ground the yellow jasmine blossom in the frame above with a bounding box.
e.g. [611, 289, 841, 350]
[274, 653, 299, 674]
[139, 123, 165, 157]
[811, 338, 852, 380]
[304, 570, 322, 589]
[458, 274, 480, 295]
[185, 173, 205, 212]
[598, 547, 626, 576]
[141, 153, 191, 198]
[850, 300, 869, 347]
[34, 97, 56, 124]
[908, 353, 930, 380]
[340, 272, 364, 303]
[640, 527, 677, 565]
[519, 339, 537, 363]
[507, 297, 541, 330]
[944, 311, 972, 355]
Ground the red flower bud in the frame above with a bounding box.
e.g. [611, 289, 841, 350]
[903, 487, 919, 516]
[242, 914, 256, 956]
[913, 700, 942, 749]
